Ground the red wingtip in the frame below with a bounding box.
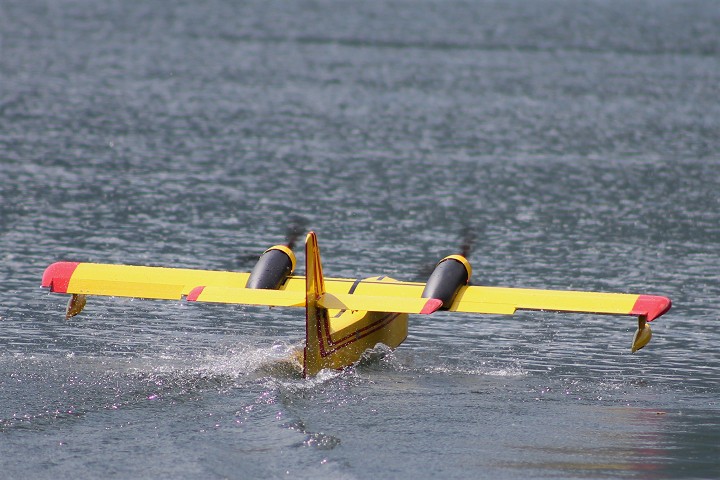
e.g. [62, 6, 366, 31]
[420, 298, 443, 315]
[630, 295, 672, 322]
[41, 262, 80, 293]
[186, 286, 205, 302]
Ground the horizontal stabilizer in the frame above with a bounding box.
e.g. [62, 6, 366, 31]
[186, 287, 443, 314]
[186, 286, 304, 307]
[319, 293, 442, 314]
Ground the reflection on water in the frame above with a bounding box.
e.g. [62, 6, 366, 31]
[492, 406, 718, 478]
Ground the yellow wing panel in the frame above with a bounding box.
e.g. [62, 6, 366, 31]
[43, 262, 250, 300]
[42, 262, 426, 302]
[451, 285, 639, 316]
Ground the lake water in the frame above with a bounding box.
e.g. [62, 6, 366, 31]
[1, 0, 719, 478]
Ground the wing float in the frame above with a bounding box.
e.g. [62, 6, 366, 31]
[42, 232, 671, 377]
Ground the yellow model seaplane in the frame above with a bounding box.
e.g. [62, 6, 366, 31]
[41, 232, 671, 377]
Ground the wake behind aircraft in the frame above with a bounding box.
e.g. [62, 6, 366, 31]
[41, 232, 671, 377]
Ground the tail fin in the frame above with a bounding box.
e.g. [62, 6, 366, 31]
[303, 231, 327, 377]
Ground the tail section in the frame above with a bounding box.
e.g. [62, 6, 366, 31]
[303, 231, 327, 377]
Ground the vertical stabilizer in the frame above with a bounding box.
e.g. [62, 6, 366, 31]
[303, 231, 327, 377]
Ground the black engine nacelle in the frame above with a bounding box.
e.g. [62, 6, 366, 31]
[245, 245, 296, 289]
[421, 255, 472, 309]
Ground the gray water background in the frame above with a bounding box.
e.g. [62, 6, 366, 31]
[1, 0, 719, 478]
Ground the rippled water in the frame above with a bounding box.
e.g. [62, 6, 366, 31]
[2, 1, 719, 478]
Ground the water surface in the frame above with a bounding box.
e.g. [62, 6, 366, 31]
[1, 1, 719, 478]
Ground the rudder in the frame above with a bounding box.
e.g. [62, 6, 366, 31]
[303, 231, 327, 377]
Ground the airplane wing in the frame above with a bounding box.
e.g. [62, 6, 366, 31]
[42, 261, 669, 321]
[449, 285, 671, 322]
[41, 261, 251, 299]
[41, 262, 439, 313]
[42, 257, 669, 355]
[185, 281, 669, 320]
[186, 275, 670, 322]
